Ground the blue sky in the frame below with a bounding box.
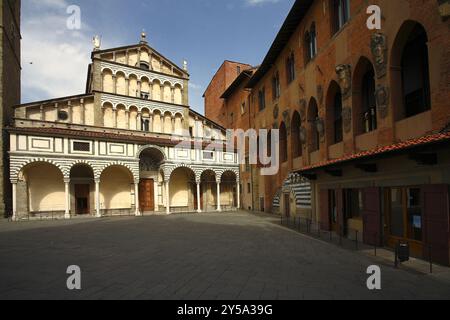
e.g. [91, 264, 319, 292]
[22, 0, 295, 114]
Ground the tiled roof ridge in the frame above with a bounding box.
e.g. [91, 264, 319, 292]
[298, 131, 450, 173]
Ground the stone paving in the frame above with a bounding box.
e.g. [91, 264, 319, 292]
[0, 212, 449, 300]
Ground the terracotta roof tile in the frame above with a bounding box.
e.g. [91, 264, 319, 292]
[298, 132, 450, 173]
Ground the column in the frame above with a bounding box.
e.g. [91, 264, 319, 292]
[137, 80, 142, 98]
[40, 105, 44, 121]
[12, 182, 17, 221]
[125, 110, 130, 130]
[165, 180, 170, 214]
[80, 99, 85, 125]
[95, 179, 101, 218]
[137, 112, 142, 131]
[196, 181, 201, 213]
[149, 83, 153, 100]
[112, 74, 117, 94]
[125, 77, 130, 96]
[67, 101, 73, 123]
[64, 179, 70, 219]
[149, 112, 154, 132]
[171, 116, 175, 133]
[216, 179, 222, 212]
[113, 107, 117, 128]
[135, 180, 140, 217]
[171, 87, 175, 104]
[237, 181, 241, 210]
[54, 103, 59, 121]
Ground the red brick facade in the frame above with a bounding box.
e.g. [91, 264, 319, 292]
[203, 61, 252, 127]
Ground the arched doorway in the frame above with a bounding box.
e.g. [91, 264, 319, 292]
[221, 171, 238, 211]
[169, 167, 196, 213]
[70, 164, 94, 216]
[200, 170, 217, 212]
[139, 147, 165, 213]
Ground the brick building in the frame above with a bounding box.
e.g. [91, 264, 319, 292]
[205, 0, 450, 265]
[0, 0, 21, 216]
[203, 61, 252, 127]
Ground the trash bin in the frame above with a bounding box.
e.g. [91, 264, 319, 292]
[397, 242, 410, 263]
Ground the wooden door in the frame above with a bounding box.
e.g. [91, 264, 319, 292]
[422, 185, 449, 266]
[75, 184, 90, 215]
[362, 187, 382, 246]
[139, 179, 155, 212]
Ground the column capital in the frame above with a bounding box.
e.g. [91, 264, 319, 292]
[94, 178, 101, 184]
[64, 178, 71, 184]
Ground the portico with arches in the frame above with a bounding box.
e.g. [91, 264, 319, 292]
[8, 33, 240, 221]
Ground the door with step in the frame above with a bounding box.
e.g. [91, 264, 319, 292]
[139, 179, 155, 212]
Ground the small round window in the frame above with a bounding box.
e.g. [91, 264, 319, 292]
[58, 111, 69, 121]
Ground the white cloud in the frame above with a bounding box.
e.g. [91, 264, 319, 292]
[245, 0, 280, 6]
[22, 0, 93, 102]
[189, 83, 203, 91]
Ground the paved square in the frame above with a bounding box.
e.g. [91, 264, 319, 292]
[0, 212, 449, 300]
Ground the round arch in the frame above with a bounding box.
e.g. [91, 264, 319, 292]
[169, 166, 196, 213]
[291, 110, 302, 159]
[390, 20, 431, 121]
[307, 98, 320, 153]
[353, 56, 377, 135]
[325, 80, 343, 145]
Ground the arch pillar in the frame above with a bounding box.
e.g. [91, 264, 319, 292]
[216, 178, 222, 212]
[165, 179, 170, 214]
[64, 178, 71, 219]
[196, 178, 202, 213]
[134, 179, 141, 217]
[12, 182, 17, 221]
[95, 178, 101, 218]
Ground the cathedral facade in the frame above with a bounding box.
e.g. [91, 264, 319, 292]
[9, 34, 240, 220]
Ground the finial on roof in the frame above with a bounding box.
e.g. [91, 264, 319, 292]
[183, 60, 188, 71]
[92, 35, 101, 51]
[140, 29, 148, 44]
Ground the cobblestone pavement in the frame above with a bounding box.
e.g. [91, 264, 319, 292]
[0, 212, 449, 300]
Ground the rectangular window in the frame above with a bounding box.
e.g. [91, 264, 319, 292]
[332, 0, 350, 34]
[286, 53, 296, 84]
[272, 73, 281, 101]
[245, 156, 250, 172]
[247, 183, 251, 194]
[73, 141, 91, 152]
[258, 87, 266, 111]
[388, 187, 423, 242]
